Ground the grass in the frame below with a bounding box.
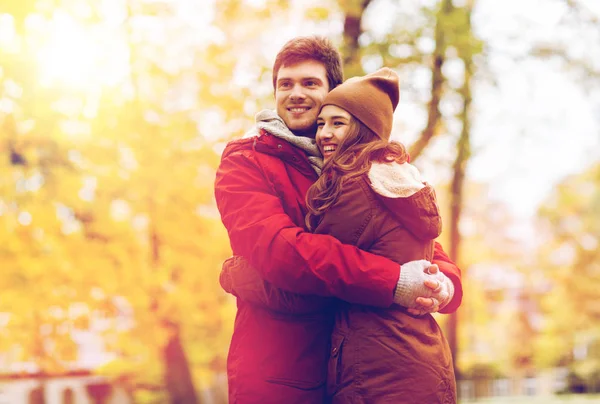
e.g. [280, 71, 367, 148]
[460, 395, 600, 403]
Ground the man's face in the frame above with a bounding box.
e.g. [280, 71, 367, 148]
[275, 60, 329, 138]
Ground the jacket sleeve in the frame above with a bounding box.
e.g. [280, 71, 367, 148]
[219, 256, 334, 315]
[432, 242, 463, 313]
[214, 149, 399, 308]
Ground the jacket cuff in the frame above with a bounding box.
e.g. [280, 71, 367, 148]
[438, 272, 462, 314]
[439, 274, 455, 310]
[219, 257, 234, 294]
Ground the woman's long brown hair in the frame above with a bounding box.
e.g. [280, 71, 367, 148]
[305, 117, 408, 231]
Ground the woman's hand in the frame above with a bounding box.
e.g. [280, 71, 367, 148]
[406, 264, 455, 315]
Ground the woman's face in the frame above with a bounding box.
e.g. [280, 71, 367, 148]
[316, 105, 352, 160]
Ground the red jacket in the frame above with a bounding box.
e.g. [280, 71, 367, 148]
[214, 132, 462, 403]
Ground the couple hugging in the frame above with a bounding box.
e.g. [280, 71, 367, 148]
[215, 35, 462, 404]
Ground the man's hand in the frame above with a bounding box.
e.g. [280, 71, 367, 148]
[406, 264, 455, 316]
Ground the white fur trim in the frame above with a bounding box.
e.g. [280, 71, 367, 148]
[368, 162, 425, 198]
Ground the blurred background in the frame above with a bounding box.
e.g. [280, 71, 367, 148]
[0, 0, 599, 403]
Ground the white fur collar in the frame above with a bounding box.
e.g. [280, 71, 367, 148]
[368, 162, 426, 198]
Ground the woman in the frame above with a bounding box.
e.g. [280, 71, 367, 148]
[307, 67, 456, 403]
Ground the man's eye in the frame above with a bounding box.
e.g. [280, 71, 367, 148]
[279, 82, 291, 88]
[316, 122, 324, 128]
[305, 80, 317, 87]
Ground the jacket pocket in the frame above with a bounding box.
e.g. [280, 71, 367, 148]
[262, 315, 331, 393]
[265, 377, 325, 391]
[326, 332, 346, 397]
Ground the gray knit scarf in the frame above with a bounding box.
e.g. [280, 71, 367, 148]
[243, 109, 323, 175]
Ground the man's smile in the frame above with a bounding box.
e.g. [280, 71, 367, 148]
[288, 106, 311, 113]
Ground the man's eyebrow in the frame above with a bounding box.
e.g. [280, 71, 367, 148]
[303, 77, 324, 82]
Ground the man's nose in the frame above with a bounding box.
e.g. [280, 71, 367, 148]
[289, 83, 306, 101]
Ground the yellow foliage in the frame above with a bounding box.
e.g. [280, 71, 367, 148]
[0, 0, 246, 393]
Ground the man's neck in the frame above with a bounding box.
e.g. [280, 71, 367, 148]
[292, 128, 316, 139]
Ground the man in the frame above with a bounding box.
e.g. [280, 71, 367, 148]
[214, 36, 462, 403]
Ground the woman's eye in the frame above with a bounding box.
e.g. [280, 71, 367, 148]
[334, 121, 344, 126]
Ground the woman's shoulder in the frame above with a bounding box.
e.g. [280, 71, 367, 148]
[366, 161, 442, 240]
[312, 174, 377, 244]
[336, 173, 376, 204]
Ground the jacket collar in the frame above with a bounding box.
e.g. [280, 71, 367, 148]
[245, 110, 323, 175]
[253, 132, 318, 179]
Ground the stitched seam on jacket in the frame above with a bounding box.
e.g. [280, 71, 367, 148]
[353, 331, 365, 401]
[349, 177, 378, 246]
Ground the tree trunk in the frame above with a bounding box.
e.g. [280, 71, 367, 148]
[447, 1, 475, 383]
[340, 0, 373, 78]
[164, 326, 200, 404]
[126, 0, 200, 388]
[408, 0, 453, 161]
[149, 215, 198, 404]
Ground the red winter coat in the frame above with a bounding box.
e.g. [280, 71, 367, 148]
[215, 132, 462, 403]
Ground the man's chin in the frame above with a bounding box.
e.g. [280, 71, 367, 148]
[288, 123, 316, 137]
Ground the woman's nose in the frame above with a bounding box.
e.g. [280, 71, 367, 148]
[318, 126, 333, 140]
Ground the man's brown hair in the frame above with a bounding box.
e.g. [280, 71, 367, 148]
[273, 36, 343, 92]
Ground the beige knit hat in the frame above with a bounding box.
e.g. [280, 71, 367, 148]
[321, 67, 400, 140]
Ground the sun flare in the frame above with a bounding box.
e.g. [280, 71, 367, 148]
[35, 13, 128, 91]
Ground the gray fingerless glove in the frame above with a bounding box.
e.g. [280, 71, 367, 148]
[409, 269, 456, 315]
[393, 260, 435, 308]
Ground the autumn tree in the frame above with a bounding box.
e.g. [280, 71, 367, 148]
[0, 0, 288, 402]
[536, 163, 600, 370]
